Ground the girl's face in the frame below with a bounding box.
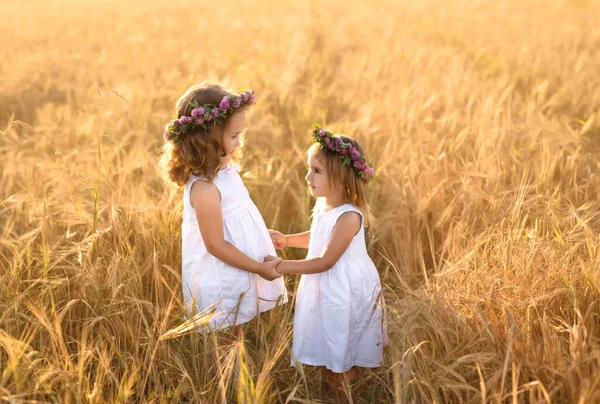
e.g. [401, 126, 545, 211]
[222, 111, 245, 166]
[305, 152, 334, 198]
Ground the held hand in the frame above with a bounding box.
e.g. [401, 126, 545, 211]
[268, 229, 287, 249]
[260, 257, 283, 281]
[263, 255, 279, 262]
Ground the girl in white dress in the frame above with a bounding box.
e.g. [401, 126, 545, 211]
[268, 126, 387, 396]
[160, 82, 287, 333]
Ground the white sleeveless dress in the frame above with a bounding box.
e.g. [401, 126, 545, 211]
[181, 164, 288, 331]
[292, 204, 387, 373]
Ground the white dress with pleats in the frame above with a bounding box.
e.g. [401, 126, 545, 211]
[292, 204, 387, 373]
[181, 164, 288, 331]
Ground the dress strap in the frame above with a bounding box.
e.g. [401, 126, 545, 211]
[187, 173, 209, 197]
[332, 204, 364, 229]
[186, 174, 222, 216]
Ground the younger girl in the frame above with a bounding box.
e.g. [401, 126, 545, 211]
[160, 82, 287, 333]
[268, 126, 387, 394]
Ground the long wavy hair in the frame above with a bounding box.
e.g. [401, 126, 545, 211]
[159, 82, 249, 186]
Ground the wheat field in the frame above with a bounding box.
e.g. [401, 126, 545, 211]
[1, 0, 600, 402]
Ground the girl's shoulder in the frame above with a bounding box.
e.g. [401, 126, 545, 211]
[186, 164, 239, 187]
[317, 204, 363, 222]
[334, 203, 362, 216]
[188, 175, 220, 200]
[185, 173, 208, 190]
[329, 204, 364, 228]
[185, 174, 201, 187]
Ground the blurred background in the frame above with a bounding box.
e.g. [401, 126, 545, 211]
[1, 0, 600, 402]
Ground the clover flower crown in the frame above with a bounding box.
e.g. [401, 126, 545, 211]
[311, 125, 375, 184]
[163, 89, 256, 143]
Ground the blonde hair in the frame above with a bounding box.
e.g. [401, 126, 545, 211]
[308, 135, 375, 227]
[159, 82, 249, 186]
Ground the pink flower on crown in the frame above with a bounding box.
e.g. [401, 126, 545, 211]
[164, 89, 255, 143]
[311, 125, 374, 184]
[191, 107, 203, 118]
[178, 116, 192, 125]
[219, 97, 231, 112]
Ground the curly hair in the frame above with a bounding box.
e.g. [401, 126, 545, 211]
[159, 82, 249, 186]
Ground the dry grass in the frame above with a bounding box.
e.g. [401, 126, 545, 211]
[1, 0, 600, 402]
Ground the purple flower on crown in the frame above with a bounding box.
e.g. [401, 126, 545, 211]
[219, 97, 231, 112]
[310, 125, 375, 184]
[163, 89, 256, 143]
[191, 107, 204, 118]
[178, 116, 192, 126]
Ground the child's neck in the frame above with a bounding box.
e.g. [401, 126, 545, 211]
[323, 193, 345, 212]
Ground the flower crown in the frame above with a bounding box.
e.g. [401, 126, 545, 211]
[163, 89, 256, 143]
[311, 125, 375, 184]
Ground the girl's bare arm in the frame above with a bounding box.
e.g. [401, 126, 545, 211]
[273, 212, 360, 275]
[191, 180, 281, 281]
